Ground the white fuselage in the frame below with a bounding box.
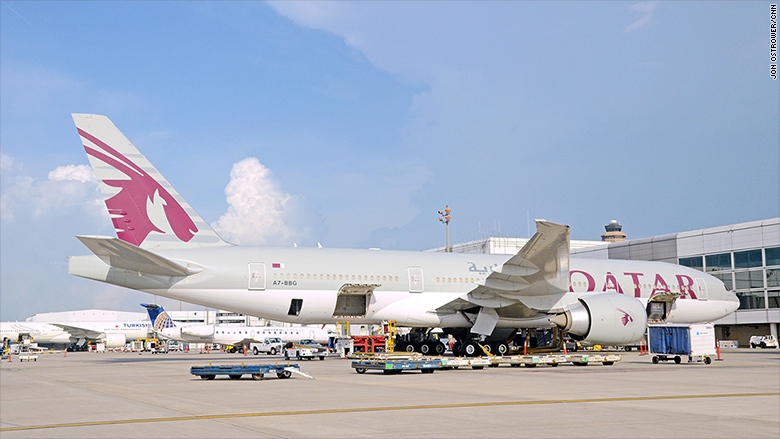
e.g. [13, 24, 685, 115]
[70, 246, 740, 328]
[0, 321, 151, 345]
[157, 324, 334, 345]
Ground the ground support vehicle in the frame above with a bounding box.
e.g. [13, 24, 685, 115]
[749, 335, 778, 349]
[250, 338, 284, 355]
[350, 352, 621, 373]
[284, 345, 328, 360]
[352, 355, 442, 374]
[17, 345, 38, 362]
[648, 324, 716, 365]
[190, 363, 312, 380]
[351, 335, 387, 353]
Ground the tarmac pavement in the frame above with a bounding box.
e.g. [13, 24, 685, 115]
[1, 348, 778, 438]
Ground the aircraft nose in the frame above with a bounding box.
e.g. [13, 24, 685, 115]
[726, 291, 740, 313]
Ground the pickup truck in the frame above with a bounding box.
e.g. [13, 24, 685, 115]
[250, 338, 284, 355]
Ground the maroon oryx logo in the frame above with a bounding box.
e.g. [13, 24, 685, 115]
[616, 307, 634, 326]
[79, 128, 198, 246]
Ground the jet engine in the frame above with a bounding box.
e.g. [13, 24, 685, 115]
[180, 326, 215, 337]
[550, 293, 647, 345]
[102, 333, 127, 348]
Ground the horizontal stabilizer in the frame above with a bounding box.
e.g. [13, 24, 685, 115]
[77, 235, 200, 276]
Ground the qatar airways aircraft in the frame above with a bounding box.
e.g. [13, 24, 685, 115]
[67, 114, 739, 356]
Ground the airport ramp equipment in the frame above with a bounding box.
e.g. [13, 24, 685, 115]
[190, 363, 313, 380]
[351, 352, 621, 373]
[648, 324, 716, 365]
[352, 354, 442, 374]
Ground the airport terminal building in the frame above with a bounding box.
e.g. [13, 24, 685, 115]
[434, 218, 780, 346]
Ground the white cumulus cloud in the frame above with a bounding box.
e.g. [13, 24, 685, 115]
[212, 158, 324, 245]
[48, 164, 95, 183]
[1, 158, 103, 223]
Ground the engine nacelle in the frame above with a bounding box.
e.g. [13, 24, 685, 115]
[102, 333, 127, 348]
[550, 293, 647, 345]
[181, 325, 215, 337]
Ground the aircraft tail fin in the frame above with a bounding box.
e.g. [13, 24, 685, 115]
[141, 303, 176, 331]
[72, 114, 229, 250]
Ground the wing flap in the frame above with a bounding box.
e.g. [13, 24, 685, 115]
[436, 220, 571, 314]
[76, 235, 198, 276]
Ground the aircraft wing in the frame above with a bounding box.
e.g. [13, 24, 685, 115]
[50, 323, 107, 340]
[76, 235, 200, 276]
[438, 220, 570, 312]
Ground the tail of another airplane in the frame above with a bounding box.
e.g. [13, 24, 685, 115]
[72, 114, 229, 250]
[141, 304, 176, 332]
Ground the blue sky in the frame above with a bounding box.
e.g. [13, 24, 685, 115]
[1, 1, 778, 321]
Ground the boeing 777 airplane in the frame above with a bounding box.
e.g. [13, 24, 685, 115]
[142, 303, 334, 349]
[67, 114, 740, 356]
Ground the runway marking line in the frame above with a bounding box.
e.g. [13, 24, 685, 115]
[2, 392, 778, 432]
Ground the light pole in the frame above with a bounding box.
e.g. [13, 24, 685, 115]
[438, 205, 451, 252]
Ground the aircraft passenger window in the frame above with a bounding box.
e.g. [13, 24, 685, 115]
[326, 274, 330, 280]
[352, 275, 356, 280]
[320, 274, 324, 280]
[273, 273, 277, 279]
[358, 275, 362, 281]
[307, 274, 311, 279]
[383, 276, 387, 281]
[395, 276, 399, 281]
[370, 275, 374, 281]
[447, 278, 451, 283]
[286, 273, 290, 280]
[294, 274, 298, 279]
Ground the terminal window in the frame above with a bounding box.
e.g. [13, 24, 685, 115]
[679, 256, 704, 270]
[705, 253, 731, 271]
[734, 249, 762, 269]
[765, 247, 780, 267]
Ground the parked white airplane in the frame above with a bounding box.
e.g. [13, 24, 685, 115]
[0, 320, 151, 348]
[141, 303, 335, 348]
[68, 114, 740, 356]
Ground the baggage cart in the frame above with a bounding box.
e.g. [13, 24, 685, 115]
[648, 324, 716, 365]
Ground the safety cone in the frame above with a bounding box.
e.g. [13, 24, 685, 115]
[563, 340, 568, 355]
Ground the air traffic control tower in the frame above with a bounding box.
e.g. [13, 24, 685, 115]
[601, 220, 627, 242]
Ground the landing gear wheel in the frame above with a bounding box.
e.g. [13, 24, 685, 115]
[481, 343, 492, 355]
[277, 370, 292, 379]
[495, 342, 509, 356]
[404, 343, 416, 353]
[433, 342, 446, 356]
[674, 356, 682, 364]
[463, 341, 479, 357]
[420, 342, 432, 355]
[452, 342, 462, 356]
